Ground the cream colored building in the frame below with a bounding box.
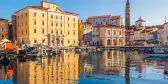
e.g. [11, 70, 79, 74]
[0, 18, 9, 41]
[96, 24, 125, 46]
[14, 1, 79, 47]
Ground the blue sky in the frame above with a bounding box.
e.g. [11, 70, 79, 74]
[0, 0, 168, 26]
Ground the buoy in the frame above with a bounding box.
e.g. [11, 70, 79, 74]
[5, 43, 14, 52]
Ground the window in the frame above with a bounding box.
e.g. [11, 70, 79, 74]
[93, 35, 95, 37]
[74, 40, 75, 43]
[51, 15, 53, 19]
[68, 23, 70, 28]
[56, 23, 58, 27]
[68, 31, 70, 35]
[42, 29, 44, 34]
[42, 13, 44, 18]
[22, 30, 23, 34]
[51, 22, 53, 26]
[34, 12, 36, 17]
[42, 39, 45, 43]
[60, 30, 62, 34]
[34, 20, 36, 25]
[42, 21, 44, 26]
[119, 31, 122, 35]
[51, 30, 53, 34]
[60, 16, 62, 20]
[68, 40, 70, 43]
[73, 18, 75, 21]
[26, 29, 27, 34]
[26, 21, 27, 25]
[34, 40, 37, 43]
[56, 30, 58, 34]
[60, 23, 62, 27]
[2, 35, 4, 38]
[73, 23, 75, 28]
[74, 31, 75, 35]
[114, 31, 116, 35]
[34, 29, 36, 33]
[26, 13, 27, 17]
[68, 17, 69, 21]
[108, 30, 110, 35]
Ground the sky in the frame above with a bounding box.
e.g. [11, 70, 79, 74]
[0, 0, 168, 26]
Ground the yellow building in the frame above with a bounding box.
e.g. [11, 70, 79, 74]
[17, 51, 79, 84]
[0, 18, 9, 41]
[78, 20, 93, 45]
[14, 1, 79, 47]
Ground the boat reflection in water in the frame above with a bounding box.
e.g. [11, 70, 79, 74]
[0, 50, 168, 84]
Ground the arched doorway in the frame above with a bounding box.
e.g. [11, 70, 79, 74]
[107, 39, 111, 46]
[113, 39, 117, 46]
[119, 39, 122, 46]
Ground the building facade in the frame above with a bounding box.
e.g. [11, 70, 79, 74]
[163, 23, 168, 46]
[0, 18, 9, 41]
[14, 1, 79, 47]
[98, 25, 125, 46]
[91, 27, 100, 46]
[87, 15, 123, 26]
[90, 24, 125, 46]
[78, 21, 93, 45]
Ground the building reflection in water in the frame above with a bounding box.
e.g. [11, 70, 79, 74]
[17, 51, 79, 84]
[0, 50, 168, 84]
[79, 51, 125, 76]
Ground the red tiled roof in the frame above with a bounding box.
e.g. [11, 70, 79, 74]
[93, 24, 123, 28]
[81, 22, 92, 24]
[0, 18, 8, 21]
[88, 15, 111, 19]
[15, 6, 79, 15]
[111, 16, 123, 19]
[64, 11, 79, 15]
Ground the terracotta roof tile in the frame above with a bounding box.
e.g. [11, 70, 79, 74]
[0, 18, 8, 21]
[88, 15, 111, 19]
[93, 24, 123, 28]
[64, 11, 79, 15]
[16, 6, 78, 15]
[81, 22, 92, 24]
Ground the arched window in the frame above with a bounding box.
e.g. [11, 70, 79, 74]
[113, 39, 117, 45]
[107, 39, 111, 45]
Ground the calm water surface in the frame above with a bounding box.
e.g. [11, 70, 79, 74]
[0, 50, 168, 84]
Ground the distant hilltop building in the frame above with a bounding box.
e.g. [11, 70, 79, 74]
[87, 15, 123, 26]
[13, 1, 79, 47]
[135, 17, 146, 28]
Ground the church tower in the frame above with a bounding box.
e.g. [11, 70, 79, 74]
[125, 0, 130, 29]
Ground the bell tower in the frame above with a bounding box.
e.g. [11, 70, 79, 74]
[125, 0, 130, 29]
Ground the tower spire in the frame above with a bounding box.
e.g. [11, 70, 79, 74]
[126, 0, 130, 5]
[125, 0, 130, 29]
[165, 16, 167, 24]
